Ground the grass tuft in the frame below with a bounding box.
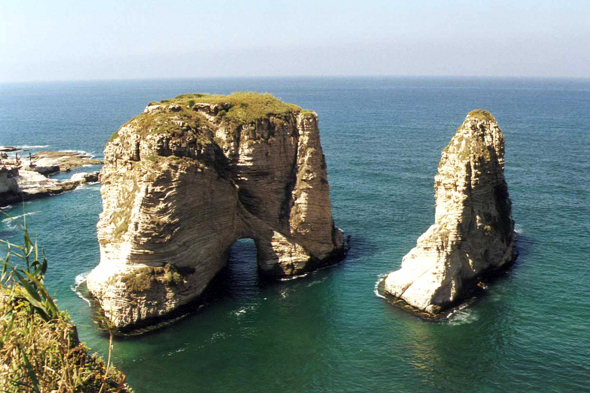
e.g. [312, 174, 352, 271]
[0, 216, 132, 392]
[169, 92, 303, 124]
[467, 109, 496, 122]
[120, 263, 194, 293]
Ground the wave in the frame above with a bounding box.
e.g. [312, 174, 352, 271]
[16, 145, 50, 150]
[70, 271, 92, 306]
[232, 304, 258, 317]
[71, 183, 101, 192]
[307, 275, 328, 288]
[374, 273, 388, 299]
[1, 212, 38, 228]
[278, 272, 309, 281]
[59, 149, 97, 158]
[165, 346, 188, 357]
[514, 223, 524, 236]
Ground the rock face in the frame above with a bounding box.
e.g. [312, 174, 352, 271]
[0, 166, 100, 207]
[0, 167, 19, 202]
[0, 149, 103, 207]
[384, 110, 516, 314]
[87, 93, 346, 329]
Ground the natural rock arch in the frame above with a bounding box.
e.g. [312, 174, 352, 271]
[87, 93, 347, 329]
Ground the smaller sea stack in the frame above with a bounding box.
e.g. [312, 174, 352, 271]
[384, 110, 516, 314]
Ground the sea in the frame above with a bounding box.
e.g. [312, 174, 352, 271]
[0, 77, 588, 392]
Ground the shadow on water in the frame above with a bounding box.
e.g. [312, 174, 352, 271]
[111, 237, 350, 339]
[342, 233, 379, 260]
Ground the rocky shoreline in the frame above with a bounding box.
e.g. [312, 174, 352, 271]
[0, 147, 102, 208]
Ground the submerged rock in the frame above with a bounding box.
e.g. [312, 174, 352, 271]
[87, 93, 347, 329]
[384, 110, 516, 314]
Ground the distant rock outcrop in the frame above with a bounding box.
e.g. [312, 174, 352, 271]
[0, 147, 102, 207]
[87, 93, 347, 329]
[384, 110, 516, 314]
[32, 151, 103, 172]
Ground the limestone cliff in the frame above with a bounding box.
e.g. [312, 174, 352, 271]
[87, 93, 346, 329]
[384, 110, 516, 314]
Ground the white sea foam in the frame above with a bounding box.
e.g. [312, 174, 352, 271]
[279, 288, 290, 299]
[16, 145, 50, 150]
[278, 272, 309, 281]
[1, 212, 37, 228]
[70, 271, 92, 306]
[232, 304, 258, 317]
[59, 149, 96, 158]
[446, 304, 479, 326]
[71, 181, 100, 192]
[165, 346, 188, 357]
[74, 271, 90, 286]
[374, 273, 388, 299]
[514, 223, 524, 236]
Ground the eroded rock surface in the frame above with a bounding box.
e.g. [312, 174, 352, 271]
[32, 151, 103, 172]
[87, 93, 346, 329]
[0, 165, 100, 207]
[384, 110, 516, 314]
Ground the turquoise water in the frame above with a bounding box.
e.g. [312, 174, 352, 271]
[1, 77, 589, 392]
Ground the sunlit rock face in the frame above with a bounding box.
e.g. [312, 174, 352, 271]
[384, 110, 516, 314]
[86, 93, 346, 329]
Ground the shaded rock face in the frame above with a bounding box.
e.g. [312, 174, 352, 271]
[0, 167, 19, 202]
[384, 110, 516, 314]
[87, 93, 346, 329]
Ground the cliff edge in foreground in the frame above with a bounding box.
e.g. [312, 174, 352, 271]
[87, 93, 346, 329]
[384, 110, 516, 314]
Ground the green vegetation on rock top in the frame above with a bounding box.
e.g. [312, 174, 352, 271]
[467, 109, 496, 122]
[165, 92, 305, 123]
[108, 92, 312, 146]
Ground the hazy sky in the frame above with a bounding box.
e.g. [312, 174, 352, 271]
[1, 0, 589, 82]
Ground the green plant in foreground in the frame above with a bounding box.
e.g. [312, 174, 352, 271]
[0, 214, 132, 392]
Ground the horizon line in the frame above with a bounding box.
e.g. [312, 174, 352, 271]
[2, 74, 590, 85]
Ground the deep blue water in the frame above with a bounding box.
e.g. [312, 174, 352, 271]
[1, 77, 589, 392]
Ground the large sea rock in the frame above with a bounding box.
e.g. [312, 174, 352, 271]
[87, 93, 347, 329]
[384, 110, 516, 314]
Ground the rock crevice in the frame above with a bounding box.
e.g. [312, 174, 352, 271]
[384, 110, 516, 314]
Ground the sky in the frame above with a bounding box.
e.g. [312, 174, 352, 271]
[1, 0, 589, 82]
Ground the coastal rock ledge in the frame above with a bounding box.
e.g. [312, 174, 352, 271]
[384, 110, 516, 314]
[87, 93, 347, 329]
